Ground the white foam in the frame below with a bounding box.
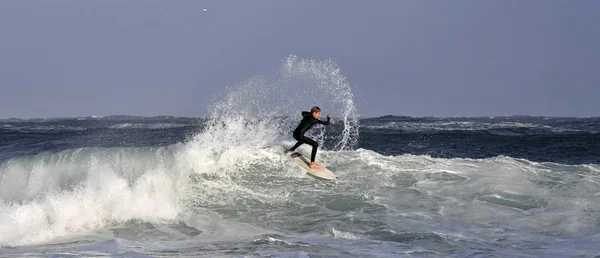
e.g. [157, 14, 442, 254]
[180, 211, 274, 243]
[0, 146, 189, 246]
[331, 228, 363, 240]
[343, 151, 600, 238]
[2, 141, 598, 252]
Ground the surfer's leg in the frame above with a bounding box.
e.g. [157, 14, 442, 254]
[289, 141, 303, 152]
[289, 133, 304, 152]
[301, 136, 319, 163]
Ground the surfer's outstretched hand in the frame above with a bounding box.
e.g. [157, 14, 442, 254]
[327, 114, 331, 118]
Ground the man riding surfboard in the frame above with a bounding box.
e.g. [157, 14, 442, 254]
[286, 106, 331, 168]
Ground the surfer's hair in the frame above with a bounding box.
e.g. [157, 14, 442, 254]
[311, 106, 321, 114]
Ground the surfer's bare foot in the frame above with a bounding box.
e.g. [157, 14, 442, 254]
[285, 149, 294, 155]
[310, 162, 320, 169]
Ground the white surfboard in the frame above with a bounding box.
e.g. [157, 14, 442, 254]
[288, 152, 337, 180]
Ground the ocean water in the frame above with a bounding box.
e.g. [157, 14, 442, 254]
[1, 57, 600, 257]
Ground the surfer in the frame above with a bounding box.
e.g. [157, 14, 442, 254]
[287, 106, 331, 168]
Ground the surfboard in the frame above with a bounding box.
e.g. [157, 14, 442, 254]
[288, 152, 337, 180]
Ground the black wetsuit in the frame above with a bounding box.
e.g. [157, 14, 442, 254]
[289, 111, 330, 162]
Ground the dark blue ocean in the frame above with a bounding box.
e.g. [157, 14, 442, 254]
[1, 57, 599, 257]
[2, 115, 599, 165]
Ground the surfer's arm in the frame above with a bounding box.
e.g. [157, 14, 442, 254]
[317, 116, 331, 125]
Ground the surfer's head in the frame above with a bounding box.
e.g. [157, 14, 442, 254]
[311, 106, 321, 118]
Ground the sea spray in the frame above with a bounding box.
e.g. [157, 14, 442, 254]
[193, 55, 360, 158]
[282, 55, 359, 150]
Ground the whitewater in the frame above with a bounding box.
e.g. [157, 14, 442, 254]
[1, 56, 599, 257]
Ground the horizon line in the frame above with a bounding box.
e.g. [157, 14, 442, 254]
[2, 114, 599, 120]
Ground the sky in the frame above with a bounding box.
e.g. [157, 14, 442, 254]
[1, 0, 599, 118]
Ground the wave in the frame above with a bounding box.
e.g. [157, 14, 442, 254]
[0, 115, 189, 122]
[1, 142, 599, 247]
[364, 120, 551, 130]
[108, 123, 190, 130]
[361, 117, 600, 135]
[1, 124, 87, 132]
[0, 146, 191, 246]
[0, 120, 200, 134]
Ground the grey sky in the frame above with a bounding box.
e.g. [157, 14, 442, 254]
[1, 0, 599, 118]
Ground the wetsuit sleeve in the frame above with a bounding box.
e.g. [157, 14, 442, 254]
[301, 111, 311, 117]
[317, 116, 331, 125]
